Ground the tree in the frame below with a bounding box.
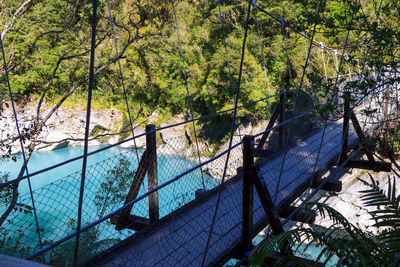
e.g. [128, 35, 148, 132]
[0, 0, 168, 227]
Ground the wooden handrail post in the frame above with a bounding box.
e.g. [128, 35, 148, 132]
[339, 92, 350, 164]
[146, 124, 159, 222]
[242, 135, 254, 253]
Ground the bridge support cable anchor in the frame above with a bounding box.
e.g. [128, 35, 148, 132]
[111, 124, 159, 231]
[338, 93, 391, 172]
[241, 135, 292, 258]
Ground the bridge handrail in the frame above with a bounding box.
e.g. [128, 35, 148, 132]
[2, 84, 373, 189]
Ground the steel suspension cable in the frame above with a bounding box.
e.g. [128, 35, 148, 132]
[334, 49, 339, 75]
[303, 33, 308, 59]
[272, 0, 323, 205]
[201, 1, 252, 265]
[105, 0, 140, 163]
[171, 0, 206, 189]
[73, 0, 98, 265]
[320, 42, 328, 80]
[253, 0, 272, 113]
[302, 33, 312, 89]
[280, 18, 295, 93]
[2, 89, 300, 187]
[310, 1, 357, 183]
[392, 0, 400, 28]
[105, 0, 148, 205]
[250, 2, 347, 57]
[0, 30, 44, 262]
[217, 0, 243, 141]
[357, 0, 390, 133]
[217, 0, 235, 98]
[359, 0, 384, 74]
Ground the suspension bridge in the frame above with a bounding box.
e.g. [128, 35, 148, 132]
[81, 106, 383, 267]
[0, 0, 398, 266]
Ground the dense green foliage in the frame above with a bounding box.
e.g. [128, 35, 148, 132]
[0, 0, 399, 148]
[1, 0, 396, 116]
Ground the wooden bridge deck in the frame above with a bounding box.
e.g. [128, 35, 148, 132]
[86, 117, 365, 267]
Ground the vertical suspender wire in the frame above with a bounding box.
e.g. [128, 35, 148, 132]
[105, 0, 147, 198]
[302, 33, 309, 81]
[334, 50, 339, 75]
[391, 0, 400, 62]
[201, 1, 252, 265]
[321, 42, 328, 80]
[393, 0, 400, 28]
[106, 0, 140, 163]
[280, 18, 295, 104]
[273, 0, 323, 205]
[73, 0, 98, 265]
[0, 33, 44, 262]
[310, 3, 356, 182]
[348, 58, 352, 78]
[217, 0, 243, 142]
[359, 0, 383, 75]
[303, 33, 308, 58]
[302, 33, 313, 96]
[368, 2, 400, 131]
[253, 0, 272, 114]
[359, 0, 385, 132]
[171, 0, 206, 189]
[217, 0, 235, 98]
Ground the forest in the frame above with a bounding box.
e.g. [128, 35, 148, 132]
[1, 0, 398, 142]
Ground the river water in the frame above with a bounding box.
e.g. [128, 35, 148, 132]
[0, 145, 217, 260]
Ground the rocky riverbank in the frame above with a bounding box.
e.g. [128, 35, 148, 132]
[0, 101, 273, 179]
[1, 103, 124, 154]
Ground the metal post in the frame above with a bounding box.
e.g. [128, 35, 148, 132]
[242, 135, 254, 253]
[146, 124, 159, 222]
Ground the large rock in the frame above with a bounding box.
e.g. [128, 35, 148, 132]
[36, 131, 70, 151]
[1, 103, 127, 153]
[120, 127, 146, 148]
